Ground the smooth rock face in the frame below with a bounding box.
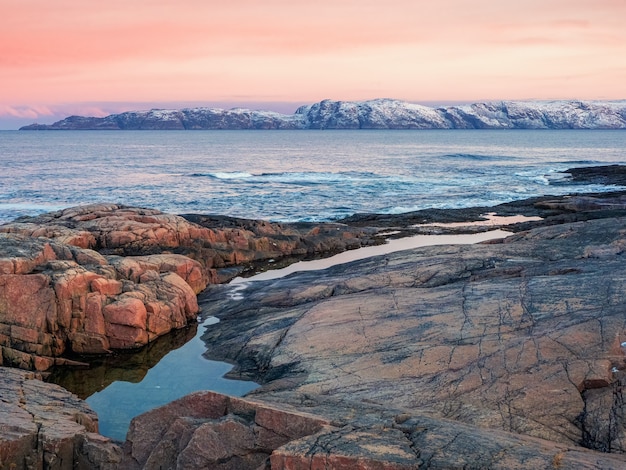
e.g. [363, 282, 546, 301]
[0, 366, 121, 470]
[197, 215, 626, 465]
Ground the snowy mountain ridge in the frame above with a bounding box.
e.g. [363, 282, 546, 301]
[20, 98, 626, 130]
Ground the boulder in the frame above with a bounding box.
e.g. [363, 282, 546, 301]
[120, 390, 329, 470]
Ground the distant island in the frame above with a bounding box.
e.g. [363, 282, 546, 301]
[20, 98, 626, 130]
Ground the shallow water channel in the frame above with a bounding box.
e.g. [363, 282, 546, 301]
[48, 228, 511, 441]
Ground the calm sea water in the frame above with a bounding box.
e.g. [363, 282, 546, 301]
[1, 130, 625, 224]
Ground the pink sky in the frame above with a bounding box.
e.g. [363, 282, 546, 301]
[2, 0, 625, 127]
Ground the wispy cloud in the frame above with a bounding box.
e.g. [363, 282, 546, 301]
[0, 105, 55, 119]
[1, 0, 625, 107]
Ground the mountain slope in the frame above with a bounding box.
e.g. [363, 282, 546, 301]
[20, 99, 626, 130]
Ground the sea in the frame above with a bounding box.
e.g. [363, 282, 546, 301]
[3, 129, 626, 441]
[1, 129, 625, 225]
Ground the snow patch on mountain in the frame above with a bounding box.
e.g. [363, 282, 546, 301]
[20, 99, 626, 130]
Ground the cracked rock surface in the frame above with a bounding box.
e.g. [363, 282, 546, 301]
[0, 204, 380, 371]
[196, 215, 626, 467]
[0, 366, 121, 470]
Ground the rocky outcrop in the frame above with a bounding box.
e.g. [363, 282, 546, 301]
[195, 214, 626, 465]
[340, 188, 626, 237]
[119, 390, 626, 469]
[0, 204, 380, 370]
[1, 204, 380, 283]
[3, 172, 626, 467]
[0, 366, 121, 470]
[120, 390, 330, 469]
[0, 233, 199, 370]
[20, 98, 626, 130]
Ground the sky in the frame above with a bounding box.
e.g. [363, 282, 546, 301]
[2, 0, 625, 129]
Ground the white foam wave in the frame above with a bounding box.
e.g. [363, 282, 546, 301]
[260, 171, 377, 184]
[209, 172, 254, 179]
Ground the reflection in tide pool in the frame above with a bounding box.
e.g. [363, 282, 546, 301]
[231, 229, 512, 284]
[49, 317, 258, 442]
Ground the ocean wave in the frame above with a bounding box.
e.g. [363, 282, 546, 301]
[249, 171, 385, 185]
[442, 153, 511, 161]
[187, 170, 384, 184]
[549, 160, 601, 165]
[200, 171, 255, 179]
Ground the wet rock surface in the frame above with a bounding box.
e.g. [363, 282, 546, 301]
[339, 165, 626, 237]
[46, 324, 198, 400]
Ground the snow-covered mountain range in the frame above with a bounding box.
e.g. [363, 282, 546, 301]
[20, 98, 626, 130]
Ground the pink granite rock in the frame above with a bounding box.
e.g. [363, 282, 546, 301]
[0, 366, 121, 470]
[0, 204, 380, 284]
[0, 233, 201, 369]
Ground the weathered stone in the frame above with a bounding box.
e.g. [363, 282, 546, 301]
[128, 254, 207, 294]
[103, 296, 148, 329]
[121, 390, 330, 470]
[4, 180, 626, 467]
[91, 277, 123, 295]
[198, 215, 626, 465]
[0, 232, 205, 369]
[1, 204, 381, 283]
[0, 366, 122, 470]
[122, 389, 626, 470]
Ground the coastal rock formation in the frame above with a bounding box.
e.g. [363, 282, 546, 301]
[1, 204, 380, 283]
[0, 233, 199, 370]
[120, 390, 330, 469]
[2, 167, 626, 467]
[195, 214, 626, 465]
[119, 390, 626, 469]
[20, 98, 626, 130]
[0, 204, 379, 370]
[0, 366, 121, 470]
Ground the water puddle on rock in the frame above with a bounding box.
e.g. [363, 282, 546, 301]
[47, 228, 513, 442]
[231, 229, 511, 284]
[47, 316, 259, 442]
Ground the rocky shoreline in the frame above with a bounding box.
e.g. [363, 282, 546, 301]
[1, 165, 626, 468]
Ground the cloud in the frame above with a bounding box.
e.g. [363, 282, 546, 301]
[1, 0, 625, 106]
[0, 105, 55, 119]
